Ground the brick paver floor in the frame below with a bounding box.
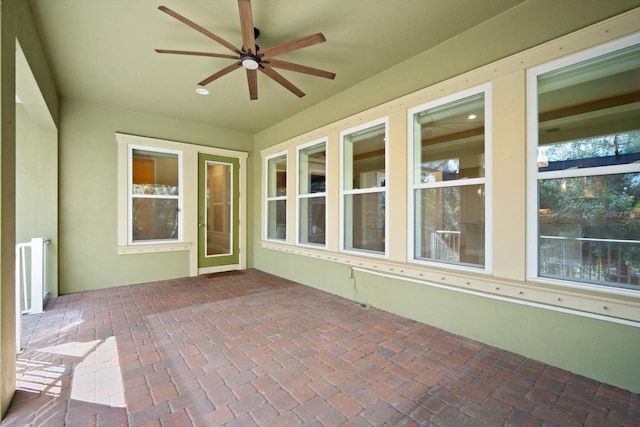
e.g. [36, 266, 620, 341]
[1, 269, 639, 426]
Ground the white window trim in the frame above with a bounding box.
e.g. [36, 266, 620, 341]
[526, 32, 640, 294]
[264, 151, 288, 242]
[407, 83, 493, 273]
[339, 117, 389, 258]
[116, 133, 249, 278]
[127, 144, 183, 246]
[296, 138, 328, 249]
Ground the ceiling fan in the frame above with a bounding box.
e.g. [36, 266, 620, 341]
[155, 0, 336, 100]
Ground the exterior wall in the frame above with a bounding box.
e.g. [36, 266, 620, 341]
[58, 99, 253, 293]
[1, 0, 59, 418]
[252, 9, 640, 392]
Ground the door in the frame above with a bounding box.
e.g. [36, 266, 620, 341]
[198, 153, 240, 269]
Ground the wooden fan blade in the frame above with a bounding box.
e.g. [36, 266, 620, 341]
[238, 0, 255, 54]
[158, 6, 240, 54]
[247, 69, 258, 100]
[260, 67, 305, 97]
[260, 33, 326, 59]
[266, 59, 335, 80]
[155, 49, 238, 60]
[198, 62, 242, 86]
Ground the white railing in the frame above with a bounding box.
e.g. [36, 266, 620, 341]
[431, 230, 460, 262]
[15, 237, 50, 353]
[539, 235, 640, 288]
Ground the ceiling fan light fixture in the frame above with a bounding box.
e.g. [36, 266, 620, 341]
[195, 87, 209, 95]
[241, 55, 260, 70]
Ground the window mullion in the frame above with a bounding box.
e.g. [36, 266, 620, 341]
[538, 163, 640, 180]
[414, 177, 486, 190]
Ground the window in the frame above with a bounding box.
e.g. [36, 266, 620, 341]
[265, 152, 287, 241]
[298, 140, 327, 246]
[341, 119, 388, 255]
[409, 86, 490, 269]
[528, 35, 640, 290]
[128, 147, 182, 244]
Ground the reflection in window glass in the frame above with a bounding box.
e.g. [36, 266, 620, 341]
[343, 123, 386, 191]
[538, 132, 640, 170]
[267, 155, 287, 197]
[132, 199, 179, 241]
[266, 153, 287, 241]
[267, 200, 287, 240]
[344, 193, 385, 253]
[414, 186, 485, 267]
[411, 90, 487, 269]
[342, 121, 387, 254]
[414, 94, 485, 183]
[298, 142, 326, 246]
[299, 198, 326, 245]
[130, 149, 180, 242]
[205, 162, 232, 256]
[534, 40, 640, 290]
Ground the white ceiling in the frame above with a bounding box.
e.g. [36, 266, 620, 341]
[29, 0, 640, 134]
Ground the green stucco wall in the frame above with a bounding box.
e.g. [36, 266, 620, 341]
[15, 103, 58, 299]
[58, 99, 253, 293]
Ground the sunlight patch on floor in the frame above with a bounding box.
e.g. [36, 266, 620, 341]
[38, 339, 100, 358]
[16, 359, 65, 396]
[70, 336, 126, 408]
[17, 336, 127, 408]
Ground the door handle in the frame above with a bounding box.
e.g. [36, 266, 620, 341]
[198, 223, 206, 228]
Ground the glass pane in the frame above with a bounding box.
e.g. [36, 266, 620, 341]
[538, 173, 640, 289]
[413, 93, 485, 184]
[414, 185, 485, 267]
[344, 192, 385, 253]
[267, 155, 287, 197]
[206, 162, 232, 256]
[132, 149, 179, 195]
[299, 143, 326, 195]
[537, 43, 640, 171]
[343, 123, 386, 190]
[299, 197, 326, 245]
[267, 200, 286, 240]
[132, 198, 178, 241]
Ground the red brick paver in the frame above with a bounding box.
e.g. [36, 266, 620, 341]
[2, 269, 638, 426]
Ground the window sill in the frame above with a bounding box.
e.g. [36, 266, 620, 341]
[118, 242, 192, 255]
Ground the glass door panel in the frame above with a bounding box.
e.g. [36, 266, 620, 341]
[198, 153, 239, 268]
[206, 162, 231, 256]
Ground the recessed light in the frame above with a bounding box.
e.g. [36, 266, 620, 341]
[468, 114, 477, 120]
[195, 87, 209, 95]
